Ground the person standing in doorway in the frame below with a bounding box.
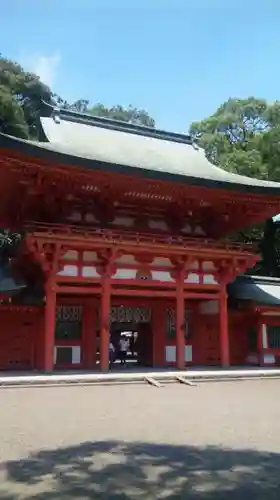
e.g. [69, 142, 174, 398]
[109, 339, 115, 369]
[119, 335, 129, 366]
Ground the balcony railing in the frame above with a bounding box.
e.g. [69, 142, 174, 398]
[24, 221, 256, 254]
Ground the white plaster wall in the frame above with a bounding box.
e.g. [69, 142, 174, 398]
[263, 354, 276, 364]
[189, 261, 199, 270]
[72, 346, 81, 364]
[148, 219, 169, 231]
[83, 251, 99, 262]
[262, 312, 280, 316]
[203, 274, 218, 284]
[82, 266, 100, 278]
[111, 216, 135, 227]
[112, 269, 137, 279]
[246, 353, 259, 365]
[152, 257, 173, 267]
[62, 250, 78, 261]
[181, 223, 191, 234]
[165, 345, 192, 363]
[85, 212, 99, 223]
[194, 225, 205, 236]
[199, 300, 219, 315]
[151, 271, 173, 282]
[185, 273, 199, 284]
[54, 346, 81, 365]
[67, 211, 82, 222]
[58, 265, 78, 277]
[115, 254, 137, 264]
[202, 261, 215, 271]
[262, 324, 268, 348]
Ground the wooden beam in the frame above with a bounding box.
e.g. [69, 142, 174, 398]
[176, 267, 185, 370]
[144, 376, 163, 388]
[56, 286, 102, 295]
[25, 224, 256, 260]
[176, 375, 195, 386]
[112, 289, 176, 298]
[111, 288, 219, 299]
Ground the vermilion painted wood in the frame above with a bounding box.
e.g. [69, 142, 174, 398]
[219, 284, 230, 367]
[1, 144, 278, 372]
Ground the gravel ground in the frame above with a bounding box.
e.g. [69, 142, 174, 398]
[0, 379, 280, 499]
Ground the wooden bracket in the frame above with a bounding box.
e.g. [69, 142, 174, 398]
[25, 236, 67, 280]
[218, 255, 259, 285]
[98, 247, 119, 279]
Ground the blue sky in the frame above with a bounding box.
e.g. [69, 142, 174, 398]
[1, 0, 280, 132]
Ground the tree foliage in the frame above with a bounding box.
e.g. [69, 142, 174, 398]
[88, 103, 155, 127]
[190, 97, 280, 276]
[0, 229, 22, 262]
[0, 54, 155, 141]
[3, 53, 280, 276]
[0, 54, 155, 265]
[62, 99, 155, 127]
[0, 55, 52, 138]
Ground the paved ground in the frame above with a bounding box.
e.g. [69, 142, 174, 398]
[0, 380, 280, 499]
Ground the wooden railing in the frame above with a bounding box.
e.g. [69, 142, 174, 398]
[24, 221, 255, 254]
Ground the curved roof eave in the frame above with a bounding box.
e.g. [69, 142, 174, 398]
[1, 129, 280, 195]
[40, 113, 280, 193]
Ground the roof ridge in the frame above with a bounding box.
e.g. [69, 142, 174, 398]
[236, 274, 280, 284]
[41, 100, 193, 146]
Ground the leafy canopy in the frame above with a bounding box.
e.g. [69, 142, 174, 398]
[0, 54, 155, 255]
[58, 98, 155, 127]
[0, 54, 52, 138]
[0, 53, 156, 141]
[189, 96, 280, 276]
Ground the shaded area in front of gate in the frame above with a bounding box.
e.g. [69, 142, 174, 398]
[1, 439, 280, 499]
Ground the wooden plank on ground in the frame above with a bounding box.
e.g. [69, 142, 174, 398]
[144, 376, 163, 388]
[176, 375, 195, 386]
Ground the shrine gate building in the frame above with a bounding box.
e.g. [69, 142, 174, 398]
[1, 102, 280, 372]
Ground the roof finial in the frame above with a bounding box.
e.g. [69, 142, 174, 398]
[52, 106, 61, 124]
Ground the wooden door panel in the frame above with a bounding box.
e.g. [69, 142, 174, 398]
[0, 313, 36, 370]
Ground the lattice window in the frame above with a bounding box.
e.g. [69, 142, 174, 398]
[267, 325, 280, 349]
[55, 305, 83, 340]
[166, 308, 189, 339]
[110, 306, 151, 324]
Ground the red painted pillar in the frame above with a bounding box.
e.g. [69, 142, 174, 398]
[219, 284, 230, 367]
[100, 278, 111, 372]
[43, 278, 57, 372]
[83, 300, 97, 370]
[257, 317, 264, 366]
[176, 270, 185, 370]
[152, 302, 166, 367]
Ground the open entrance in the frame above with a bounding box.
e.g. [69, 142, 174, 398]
[110, 305, 153, 369]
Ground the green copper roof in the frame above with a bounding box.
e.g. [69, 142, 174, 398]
[1, 102, 280, 194]
[228, 276, 280, 306]
[40, 112, 280, 190]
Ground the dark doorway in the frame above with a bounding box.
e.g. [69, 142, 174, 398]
[110, 321, 153, 369]
[136, 323, 153, 367]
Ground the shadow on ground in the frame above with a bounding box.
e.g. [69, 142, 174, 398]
[1, 440, 280, 499]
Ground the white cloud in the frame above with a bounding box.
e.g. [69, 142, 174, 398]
[19, 52, 61, 87]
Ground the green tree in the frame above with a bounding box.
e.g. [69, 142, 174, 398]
[0, 229, 22, 261]
[0, 54, 52, 138]
[190, 97, 269, 176]
[65, 100, 155, 127]
[0, 85, 28, 138]
[88, 103, 155, 127]
[0, 54, 156, 138]
[189, 97, 280, 276]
